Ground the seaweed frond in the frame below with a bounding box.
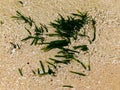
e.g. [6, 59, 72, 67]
[18, 68, 23, 76]
[42, 40, 69, 51]
[63, 85, 74, 88]
[12, 11, 34, 26]
[70, 71, 86, 76]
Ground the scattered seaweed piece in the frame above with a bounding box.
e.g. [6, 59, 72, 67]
[32, 70, 36, 75]
[47, 65, 55, 76]
[74, 59, 87, 70]
[49, 58, 71, 65]
[0, 20, 4, 25]
[18, 68, 23, 76]
[47, 61, 57, 69]
[88, 60, 91, 71]
[39, 61, 46, 74]
[63, 85, 74, 88]
[18, 1, 23, 5]
[12, 11, 34, 26]
[91, 19, 96, 42]
[70, 71, 86, 76]
[73, 45, 89, 51]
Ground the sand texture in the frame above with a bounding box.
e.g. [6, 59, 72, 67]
[0, 0, 120, 90]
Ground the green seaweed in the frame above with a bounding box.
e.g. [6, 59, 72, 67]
[70, 71, 86, 76]
[63, 85, 74, 88]
[39, 61, 46, 74]
[12, 11, 34, 26]
[73, 45, 89, 51]
[13, 10, 96, 77]
[18, 68, 23, 76]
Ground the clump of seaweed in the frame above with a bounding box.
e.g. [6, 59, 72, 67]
[12, 10, 96, 77]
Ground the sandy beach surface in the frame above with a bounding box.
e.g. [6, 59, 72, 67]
[0, 0, 120, 90]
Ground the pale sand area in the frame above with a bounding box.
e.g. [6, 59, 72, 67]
[0, 0, 120, 90]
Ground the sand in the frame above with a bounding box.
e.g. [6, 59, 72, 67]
[0, 0, 120, 90]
